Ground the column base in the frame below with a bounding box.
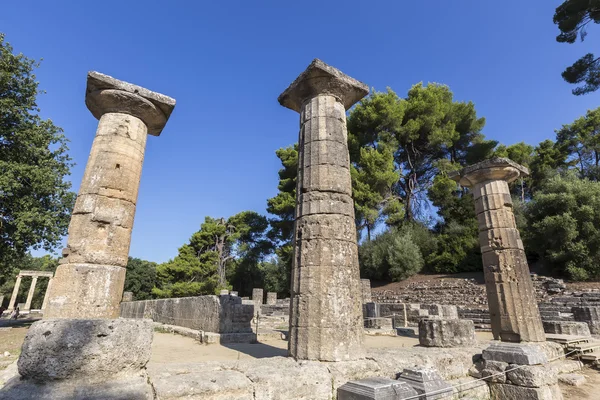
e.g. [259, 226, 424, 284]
[482, 342, 548, 365]
[0, 319, 153, 399]
[44, 263, 126, 319]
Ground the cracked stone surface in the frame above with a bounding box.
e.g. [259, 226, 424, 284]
[280, 60, 368, 361]
[44, 73, 175, 319]
[451, 158, 545, 343]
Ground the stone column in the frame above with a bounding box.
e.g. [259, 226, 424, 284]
[41, 277, 53, 311]
[278, 59, 368, 361]
[361, 279, 372, 304]
[24, 276, 38, 311]
[8, 274, 22, 311]
[44, 71, 175, 319]
[450, 158, 545, 342]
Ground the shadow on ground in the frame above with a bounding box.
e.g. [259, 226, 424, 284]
[222, 341, 288, 358]
[0, 318, 39, 329]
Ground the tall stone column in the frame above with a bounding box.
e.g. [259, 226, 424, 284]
[44, 71, 175, 319]
[278, 59, 368, 361]
[41, 277, 53, 311]
[450, 158, 545, 342]
[24, 276, 38, 311]
[8, 275, 22, 311]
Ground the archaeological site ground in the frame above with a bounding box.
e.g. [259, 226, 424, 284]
[3, 1, 600, 399]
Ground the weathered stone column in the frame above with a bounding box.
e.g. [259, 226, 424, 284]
[44, 71, 175, 319]
[8, 274, 22, 311]
[24, 276, 38, 311]
[450, 158, 545, 342]
[41, 278, 53, 311]
[279, 59, 368, 361]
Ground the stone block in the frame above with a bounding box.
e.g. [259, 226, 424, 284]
[337, 377, 418, 400]
[482, 343, 548, 365]
[396, 367, 453, 399]
[572, 306, 600, 333]
[361, 279, 372, 304]
[300, 163, 353, 195]
[303, 138, 350, 168]
[44, 263, 126, 319]
[252, 288, 264, 304]
[296, 191, 354, 218]
[418, 319, 475, 348]
[481, 360, 508, 384]
[122, 291, 133, 302]
[506, 364, 558, 387]
[558, 373, 585, 387]
[18, 319, 152, 382]
[266, 292, 277, 305]
[151, 369, 253, 400]
[295, 214, 356, 242]
[542, 321, 590, 336]
[489, 382, 563, 400]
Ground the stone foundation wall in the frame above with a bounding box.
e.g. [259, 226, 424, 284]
[120, 294, 253, 333]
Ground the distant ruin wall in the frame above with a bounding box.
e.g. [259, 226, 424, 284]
[120, 294, 253, 333]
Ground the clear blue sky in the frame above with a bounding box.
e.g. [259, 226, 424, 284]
[2, 1, 599, 263]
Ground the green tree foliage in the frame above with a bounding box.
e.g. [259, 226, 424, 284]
[358, 225, 428, 282]
[554, 1, 600, 94]
[124, 257, 157, 300]
[556, 107, 600, 180]
[524, 173, 600, 280]
[265, 145, 297, 295]
[153, 211, 269, 298]
[0, 34, 75, 274]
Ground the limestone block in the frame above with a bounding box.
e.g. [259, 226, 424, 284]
[361, 279, 372, 304]
[572, 306, 600, 321]
[72, 193, 136, 229]
[557, 373, 586, 387]
[62, 213, 132, 266]
[481, 360, 508, 383]
[474, 193, 513, 214]
[279, 59, 369, 112]
[86, 71, 176, 136]
[296, 192, 354, 217]
[18, 319, 152, 381]
[300, 94, 347, 123]
[300, 164, 353, 195]
[471, 179, 511, 200]
[0, 373, 153, 400]
[122, 291, 133, 302]
[303, 138, 350, 168]
[489, 383, 563, 400]
[477, 207, 517, 231]
[337, 378, 418, 400]
[151, 369, 253, 400]
[295, 214, 356, 242]
[252, 288, 264, 305]
[242, 357, 332, 400]
[300, 115, 348, 144]
[479, 227, 524, 252]
[542, 321, 590, 336]
[266, 292, 277, 305]
[506, 364, 558, 387]
[396, 367, 453, 400]
[482, 343, 548, 365]
[418, 319, 475, 348]
[295, 238, 357, 267]
[44, 263, 126, 319]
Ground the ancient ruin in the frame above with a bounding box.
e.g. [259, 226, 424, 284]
[1, 72, 176, 399]
[278, 59, 368, 361]
[450, 157, 546, 343]
[43, 71, 175, 319]
[7, 270, 54, 312]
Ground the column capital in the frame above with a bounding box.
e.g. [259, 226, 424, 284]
[449, 157, 529, 187]
[85, 71, 176, 136]
[278, 59, 369, 113]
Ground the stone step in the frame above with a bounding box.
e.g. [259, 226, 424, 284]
[579, 351, 600, 361]
[567, 341, 600, 354]
[545, 334, 590, 345]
